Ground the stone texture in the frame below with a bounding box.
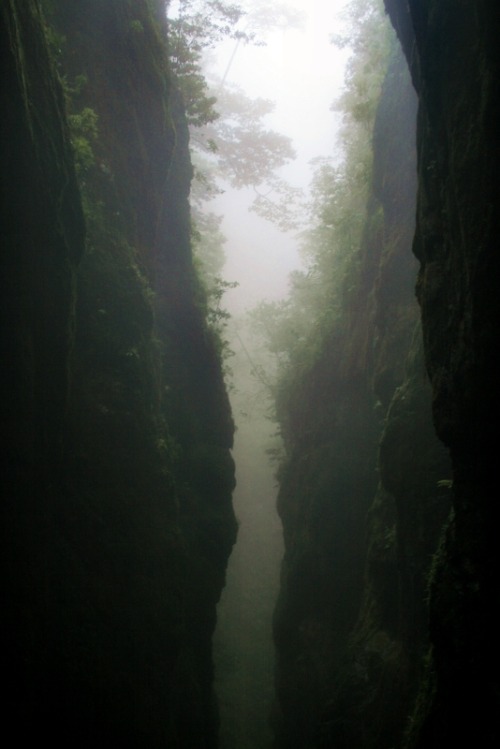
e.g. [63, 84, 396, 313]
[0, 2, 236, 745]
[384, 1, 500, 744]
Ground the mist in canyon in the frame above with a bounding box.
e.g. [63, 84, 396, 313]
[197, 3, 353, 745]
[3, 1, 500, 747]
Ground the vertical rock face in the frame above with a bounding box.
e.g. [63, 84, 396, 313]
[384, 1, 500, 745]
[273, 41, 451, 749]
[275, 2, 500, 747]
[0, 1, 236, 746]
[1, 0, 85, 735]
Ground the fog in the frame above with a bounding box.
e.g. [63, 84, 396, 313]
[198, 2, 352, 746]
[210, 1, 350, 312]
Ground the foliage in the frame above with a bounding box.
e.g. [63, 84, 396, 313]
[297, 0, 390, 293]
[198, 85, 295, 187]
[169, 0, 249, 61]
[41, 5, 99, 179]
[190, 81, 303, 232]
[248, 298, 301, 372]
[191, 207, 226, 282]
[168, 0, 249, 125]
[204, 273, 239, 382]
[333, 0, 392, 136]
[250, 177, 305, 232]
[168, 0, 303, 117]
[167, 0, 305, 378]
[167, 0, 303, 217]
[247, 0, 392, 394]
[129, 19, 145, 34]
[206, 276, 239, 329]
[68, 106, 99, 176]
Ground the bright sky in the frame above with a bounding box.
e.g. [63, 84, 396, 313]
[218, 0, 350, 168]
[169, 0, 352, 312]
[210, 0, 351, 313]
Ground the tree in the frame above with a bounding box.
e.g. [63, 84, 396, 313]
[245, 0, 393, 391]
[199, 86, 294, 186]
[332, 0, 391, 139]
[167, 0, 251, 125]
[166, 0, 306, 349]
[167, 0, 304, 225]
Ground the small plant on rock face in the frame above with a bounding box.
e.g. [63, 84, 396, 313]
[129, 19, 145, 34]
[205, 275, 239, 383]
[68, 106, 99, 176]
[206, 276, 238, 327]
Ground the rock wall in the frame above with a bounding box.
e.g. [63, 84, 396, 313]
[0, 1, 236, 746]
[273, 40, 451, 749]
[384, 0, 500, 745]
[274, 2, 500, 746]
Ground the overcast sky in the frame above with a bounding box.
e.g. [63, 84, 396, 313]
[205, 0, 352, 313]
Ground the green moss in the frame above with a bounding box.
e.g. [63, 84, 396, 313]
[3, 2, 236, 744]
[403, 648, 437, 749]
[129, 19, 145, 35]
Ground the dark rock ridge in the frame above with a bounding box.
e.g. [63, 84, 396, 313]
[272, 39, 451, 749]
[384, 0, 500, 745]
[1, 1, 236, 746]
[274, 2, 500, 747]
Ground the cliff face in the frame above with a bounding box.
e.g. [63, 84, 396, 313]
[0, 1, 236, 746]
[384, 1, 500, 745]
[275, 2, 500, 747]
[1, 0, 85, 733]
[273, 40, 451, 749]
